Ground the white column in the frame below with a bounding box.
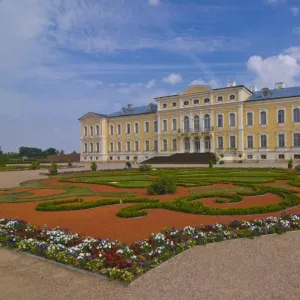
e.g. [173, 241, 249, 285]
[211, 137, 215, 152]
[190, 137, 194, 153]
[200, 137, 205, 153]
[210, 110, 214, 129]
[189, 112, 193, 132]
[199, 111, 203, 131]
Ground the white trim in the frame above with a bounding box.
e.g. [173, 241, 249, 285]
[172, 138, 178, 151]
[162, 119, 168, 132]
[162, 138, 168, 151]
[95, 125, 100, 136]
[246, 111, 254, 127]
[216, 95, 224, 102]
[217, 113, 224, 128]
[134, 140, 139, 152]
[109, 124, 114, 136]
[293, 132, 300, 147]
[145, 140, 150, 152]
[172, 118, 177, 131]
[228, 94, 236, 101]
[144, 121, 150, 133]
[89, 125, 94, 136]
[109, 141, 114, 152]
[162, 103, 168, 109]
[117, 141, 122, 152]
[217, 135, 224, 149]
[292, 107, 300, 123]
[228, 135, 237, 149]
[258, 109, 268, 126]
[192, 98, 200, 105]
[276, 107, 286, 125]
[259, 133, 268, 149]
[126, 141, 131, 152]
[276, 132, 286, 148]
[246, 134, 254, 149]
[116, 123, 121, 135]
[126, 123, 131, 135]
[134, 121, 139, 134]
[228, 112, 236, 127]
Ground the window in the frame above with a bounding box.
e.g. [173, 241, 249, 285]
[117, 142, 121, 152]
[109, 156, 113, 161]
[96, 125, 99, 135]
[184, 116, 189, 132]
[183, 100, 189, 106]
[145, 140, 150, 151]
[247, 155, 253, 160]
[278, 133, 285, 148]
[117, 157, 120, 161]
[247, 136, 253, 148]
[229, 113, 236, 127]
[90, 126, 94, 136]
[230, 136, 236, 149]
[204, 98, 210, 103]
[134, 123, 139, 134]
[110, 142, 114, 152]
[261, 154, 267, 160]
[193, 99, 200, 105]
[278, 154, 285, 160]
[162, 103, 167, 109]
[217, 136, 224, 149]
[293, 108, 300, 122]
[126, 141, 130, 152]
[90, 143, 94, 152]
[126, 156, 130, 160]
[247, 112, 253, 126]
[154, 121, 158, 133]
[83, 156, 87, 160]
[163, 139, 167, 151]
[260, 135, 267, 148]
[117, 124, 121, 135]
[145, 122, 150, 133]
[294, 154, 300, 159]
[96, 157, 99, 160]
[84, 127, 87, 136]
[110, 125, 114, 135]
[96, 142, 100, 152]
[135, 141, 139, 152]
[217, 114, 223, 128]
[154, 140, 158, 152]
[204, 114, 210, 130]
[194, 115, 200, 131]
[126, 124, 131, 134]
[172, 102, 177, 107]
[172, 119, 177, 131]
[260, 111, 267, 125]
[172, 139, 177, 150]
[84, 143, 88, 152]
[217, 96, 223, 102]
[162, 120, 167, 132]
[229, 94, 236, 100]
[278, 109, 285, 124]
[294, 133, 300, 146]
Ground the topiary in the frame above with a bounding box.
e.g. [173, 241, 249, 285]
[295, 165, 300, 172]
[91, 161, 97, 171]
[68, 160, 72, 167]
[288, 159, 293, 169]
[147, 178, 177, 195]
[209, 160, 214, 168]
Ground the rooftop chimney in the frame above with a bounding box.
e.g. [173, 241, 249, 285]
[127, 104, 134, 109]
[275, 82, 285, 90]
[228, 81, 236, 87]
[250, 85, 257, 92]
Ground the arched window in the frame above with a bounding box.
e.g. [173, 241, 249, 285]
[194, 115, 200, 131]
[229, 113, 236, 127]
[184, 101, 189, 106]
[217, 114, 223, 128]
[194, 137, 200, 153]
[184, 137, 190, 153]
[193, 99, 200, 105]
[162, 103, 167, 109]
[172, 102, 177, 107]
[293, 108, 300, 122]
[96, 125, 100, 135]
[204, 98, 210, 103]
[184, 116, 190, 132]
[204, 114, 210, 130]
[217, 96, 223, 102]
[229, 94, 236, 100]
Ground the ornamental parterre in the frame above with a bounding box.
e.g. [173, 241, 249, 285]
[1, 214, 300, 283]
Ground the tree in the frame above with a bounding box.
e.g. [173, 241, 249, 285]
[0, 146, 3, 155]
[43, 147, 58, 156]
[71, 151, 77, 154]
[19, 147, 43, 158]
[60, 150, 65, 155]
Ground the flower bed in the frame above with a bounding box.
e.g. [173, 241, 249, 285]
[1, 214, 300, 283]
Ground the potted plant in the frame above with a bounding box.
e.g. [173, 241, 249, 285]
[288, 158, 293, 169]
[91, 161, 97, 171]
[219, 154, 225, 165]
[238, 153, 243, 163]
[209, 160, 214, 168]
[68, 160, 73, 167]
[133, 156, 138, 164]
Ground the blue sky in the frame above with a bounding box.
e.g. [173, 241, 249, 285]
[1, 0, 300, 152]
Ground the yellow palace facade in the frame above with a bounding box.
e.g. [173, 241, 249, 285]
[79, 82, 300, 163]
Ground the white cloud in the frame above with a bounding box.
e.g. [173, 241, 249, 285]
[146, 79, 156, 88]
[148, 0, 160, 6]
[285, 47, 300, 59]
[293, 26, 300, 35]
[265, 0, 286, 4]
[162, 73, 183, 85]
[290, 7, 299, 16]
[189, 78, 221, 89]
[247, 51, 300, 88]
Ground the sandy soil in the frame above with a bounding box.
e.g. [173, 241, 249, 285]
[0, 231, 299, 300]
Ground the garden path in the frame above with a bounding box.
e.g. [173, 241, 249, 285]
[0, 230, 299, 300]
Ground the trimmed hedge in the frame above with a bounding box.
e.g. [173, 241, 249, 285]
[147, 178, 177, 195]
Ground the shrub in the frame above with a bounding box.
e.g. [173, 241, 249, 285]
[238, 160, 243, 163]
[91, 161, 97, 171]
[48, 162, 58, 175]
[30, 161, 40, 170]
[209, 160, 214, 168]
[147, 178, 177, 195]
[295, 165, 300, 172]
[219, 161, 225, 165]
[220, 154, 224, 158]
[139, 164, 152, 172]
[288, 159, 293, 169]
[238, 154, 243, 158]
[68, 160, 72, 167]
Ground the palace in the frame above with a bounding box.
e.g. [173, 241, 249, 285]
[79, 82, 300, 163]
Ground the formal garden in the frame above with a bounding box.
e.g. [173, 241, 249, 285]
[1, 167, 300, 282]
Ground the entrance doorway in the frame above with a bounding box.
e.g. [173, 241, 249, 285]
[184, 137, 190, 153]
[204, 136, 211, 152]
[194, 137, 200, 153]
